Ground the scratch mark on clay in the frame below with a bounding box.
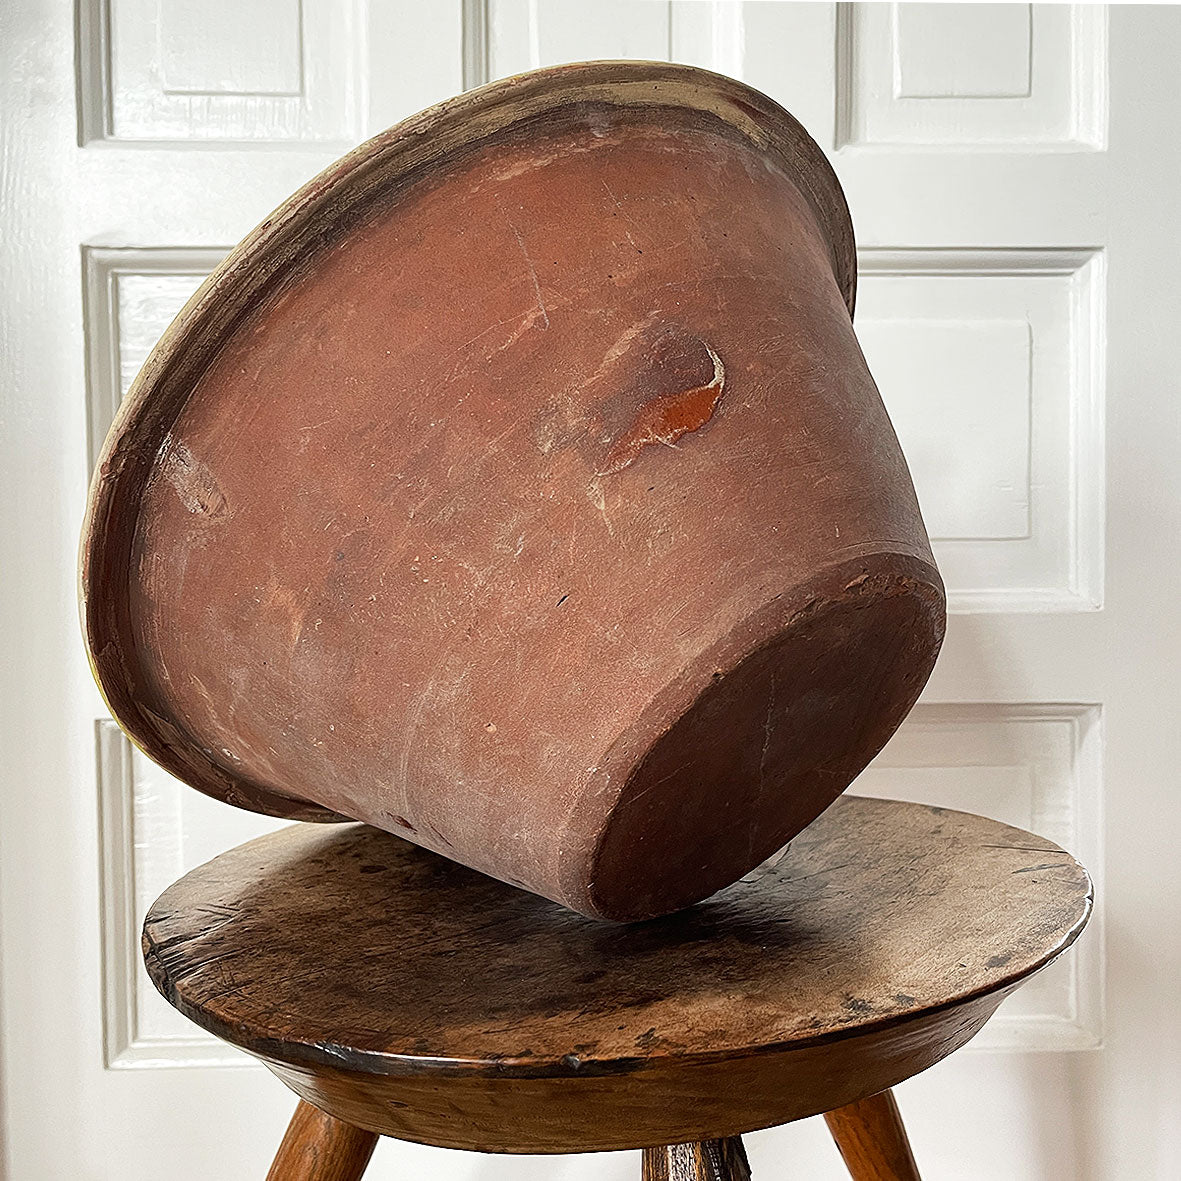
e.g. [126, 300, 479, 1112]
[759, 672, 777, 792]
[587, 478, 614, 535]
[598, 342, 725, 476]
[505, 217, 550, 330]
[601, 180, 641, 253]
[622, 759, 696, 811]
[752, 671, 777, 859]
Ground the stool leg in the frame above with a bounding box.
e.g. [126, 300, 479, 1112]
[642, 1136, 751, 1181]
[266, 1100, 378, 1181]
[824, 1089, 920, 1181]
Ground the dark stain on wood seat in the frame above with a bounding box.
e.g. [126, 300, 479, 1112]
[142, 796, 1090, 1152]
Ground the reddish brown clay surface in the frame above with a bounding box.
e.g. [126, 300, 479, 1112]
[82, 62, 945, 920]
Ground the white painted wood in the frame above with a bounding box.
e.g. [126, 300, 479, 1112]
[836, 3, 1106, 149]
[3, 3, 1180, 1179]
[484, 0, 744, 82]
[894, 4, 1033, 100]
[96, 722, 290, 1068]
[856, 247, 1105, 611]
[81, 0, 367, 143]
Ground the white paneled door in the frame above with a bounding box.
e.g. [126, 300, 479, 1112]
[2, 3, 1178, 1178]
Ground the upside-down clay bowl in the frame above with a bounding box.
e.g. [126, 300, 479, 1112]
[81, 61, 945, 922]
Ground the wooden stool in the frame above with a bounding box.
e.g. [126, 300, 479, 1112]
[144, 796, 1091, 1179]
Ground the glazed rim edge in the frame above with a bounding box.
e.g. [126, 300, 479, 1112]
[79, 59, 859, 822]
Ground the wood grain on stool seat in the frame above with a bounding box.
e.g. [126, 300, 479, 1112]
[143, 796, 1090, 1154]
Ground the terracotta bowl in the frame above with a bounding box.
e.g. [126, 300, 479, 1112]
[81, 61, 945, 921]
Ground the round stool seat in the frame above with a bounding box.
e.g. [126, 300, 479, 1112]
[144, 796, 1090, 1154]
